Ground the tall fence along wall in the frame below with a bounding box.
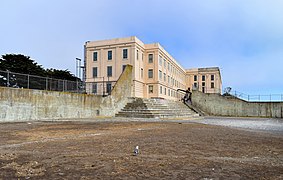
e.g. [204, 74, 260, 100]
[192, 90, 283, 118]
[0, 65, 133, 122]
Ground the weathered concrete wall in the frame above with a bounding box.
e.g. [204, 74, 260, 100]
[192, 90, 283, 118]
[0, 65, 133, 122]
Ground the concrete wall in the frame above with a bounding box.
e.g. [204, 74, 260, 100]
[192, 90, 283, 118]
[0, 65, 133, 122]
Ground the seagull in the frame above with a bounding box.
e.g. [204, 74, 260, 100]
[133, 146, 139, 156]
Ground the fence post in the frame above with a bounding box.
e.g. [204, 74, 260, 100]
[45, 77, 48, 90]
[27, 74, 30, 89]
[7, 71, 10, 87]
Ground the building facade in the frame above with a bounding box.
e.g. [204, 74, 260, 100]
[84, 36, 222, 100]
[186, 67, 222, 94]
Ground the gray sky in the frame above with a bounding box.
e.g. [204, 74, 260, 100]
[0, 0, 282, 95]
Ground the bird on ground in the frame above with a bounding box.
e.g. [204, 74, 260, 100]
[133, 146, 139, 156]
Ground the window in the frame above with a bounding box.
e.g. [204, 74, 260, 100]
[106, 83, 112, 94]
[194, 75, 197, 81]
[123, 49, 128, 59]
[194, 83, 198, 88]
[107, 66, 112, 77]
[164, 88, 166, 95]
[93, 52, 98, 61]
[148, 69, 153, 78]
[108, 50, 112, 60]
[122, 65, 126, 72]
[148, 54, 153, 63]
[149, 85, 153, 93]
[202, 75, 205, 81]
[92, 83, 97, 94]
[168, 89, 170, 96]
[92, 67, 97, 78]
[159, 70, 162, 80]
[159, 56, 162, 66]
[141, 68, 143, 78]
[160, 86, 162, 94]
[164, 73, 166, 82]
[211, 82, 215, 88]
[202, 82, 205, 93]
[211, 75, 215, 81]
[164, 60, 166, 68]
[136, 50, 139, 60]
[168, 75, 170, 84]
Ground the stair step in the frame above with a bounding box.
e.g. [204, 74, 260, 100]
[115, 98, 199, 118]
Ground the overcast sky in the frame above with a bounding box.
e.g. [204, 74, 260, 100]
[0, 0, 282, 95]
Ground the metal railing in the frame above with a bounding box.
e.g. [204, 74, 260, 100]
[0, 70, 84, 93]
[85, 77, 117, 96]
[226, 90, 283, 102]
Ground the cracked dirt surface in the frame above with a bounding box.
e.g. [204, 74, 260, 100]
[0, 120, 282, 179]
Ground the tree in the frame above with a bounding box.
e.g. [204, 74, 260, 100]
[0, 54, 80, 90]
[46, 68, 79, 81]
[0, 54, 46, 76]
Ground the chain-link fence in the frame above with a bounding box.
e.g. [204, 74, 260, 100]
[0, 70, 84, 93]
[226, 91, 283, 102]
[85, 78, 116, 96]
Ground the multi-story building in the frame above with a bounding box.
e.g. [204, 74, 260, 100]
[186, 67, 222, 94]
[84, 36, 222, 100]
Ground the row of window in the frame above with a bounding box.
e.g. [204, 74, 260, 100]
[193, 82, 215, 89]
[93, 49, 128, 61]
[148, 85, 181, 98]
[159, 55, 183, 79]
[92, 65, 128, 78]
[194, 75, 215, 81]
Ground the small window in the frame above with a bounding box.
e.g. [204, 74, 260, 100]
[106, 83, 112, 94]
[160, 86, 162, 94]
[159, 70, 162, 80]
[108, 51, 112, 60]
[202, 82, 205, 86]
[136, 50, 139, 60]
[107, 66, 112, 77]
[122, 65, 126, 72]
[93, 52, 98, 61]
[211, 82, 215, 88]
[92, 83, 97, 94]
[194, 75, 197, 81]
[149, 85, 153, 93]
[194, 82, 198, 88]
[148, 69, 153, 78]
[159, 56, 162, 66]
[164, 60, 166, 68]
[93, 67, 97, 78]
[148, 54, 153, 63]
[141, 68, 143, 78]
[168, 75, 170, 84]
[211, 75, 215, 81]
[202, 75, 205, 81]
[168, 89, 170, 96]
[164, 73, 166, 82]
[123, 49, 128, 59]
[164, 88, 166, 95]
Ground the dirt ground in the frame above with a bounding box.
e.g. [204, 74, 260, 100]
[0, 119, 282, 179]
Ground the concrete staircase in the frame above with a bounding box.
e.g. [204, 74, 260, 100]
[115, 98, 200, 118]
